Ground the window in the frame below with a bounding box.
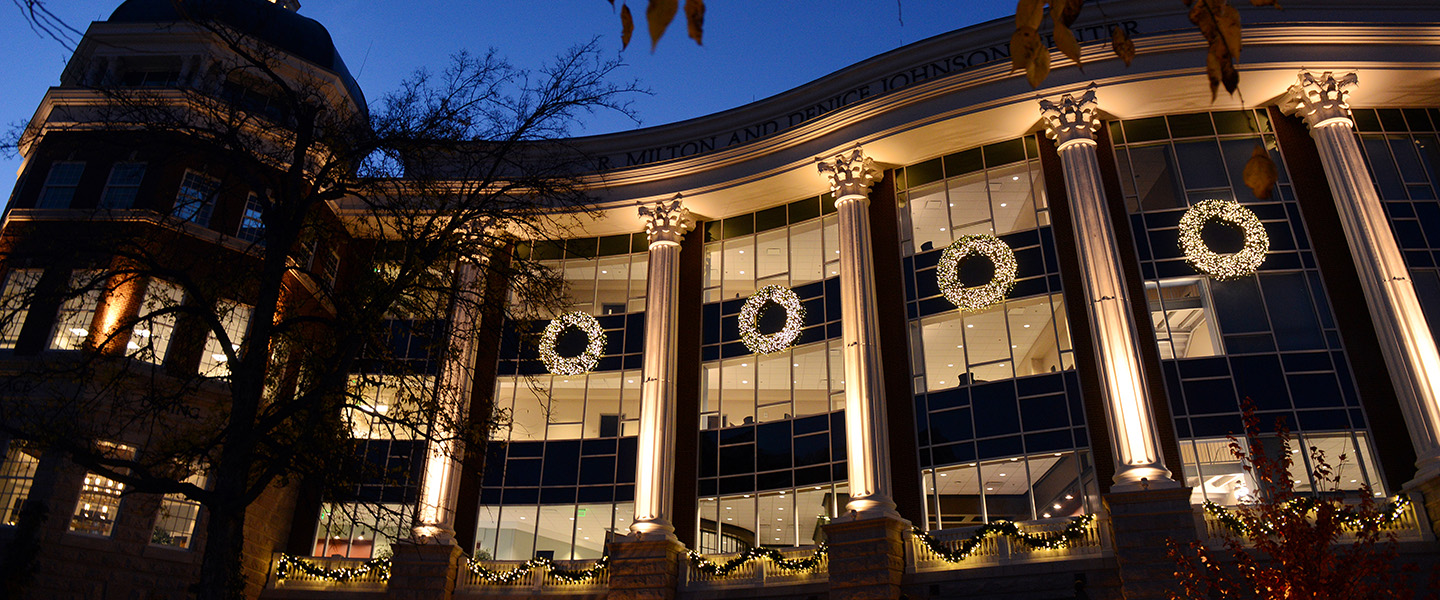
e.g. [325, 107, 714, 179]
[320, 249, 340, 290]
[1146, 278, 1222, 359]
[312, 502, 408, 559]
[152, 471, 205, 549]
[129, 279, 184, 364]
[174, 170, 219, 226]
[99, 162, 146, 209]
[198, 302, 252, 377]
[1, 439, 40, 526]
[69, 441, 135, 536]
[920, 451, 1096, 529]
[0, 269, 43, 349]
[347, 375, 429, 440]
[914, 293, 1073, 391]
[36, 162, 84, 209]
[236, 194, 265, 245]
[1179, 432, 1385, 506]
[49, 270, 103, 351]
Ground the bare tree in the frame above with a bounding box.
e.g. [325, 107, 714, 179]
[0, 4, 639, 599]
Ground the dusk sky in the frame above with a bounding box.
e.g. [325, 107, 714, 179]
[1, 1, 1015, 187]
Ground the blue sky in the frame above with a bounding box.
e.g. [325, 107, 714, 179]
[1, 1, 1014, 186]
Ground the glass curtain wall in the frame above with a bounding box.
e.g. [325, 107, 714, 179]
[1109, 110, 1385, 504]
[696, 201, 849, 551]
[480, 235, 648, 560]
[897, 136, 1096, 529]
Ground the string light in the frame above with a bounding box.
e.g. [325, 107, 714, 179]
[275, 553, 391, 583]
[911, 514, 1095, 563]
[1202, 495, 1411, 537]
[687, 544, 827, 577]
[738, 285, 805, 354]
[1179, 199, 1269, 280]
[937, 234, 1017, 312]
[539, 311, 606, 375]
[468, 555, 610, 584]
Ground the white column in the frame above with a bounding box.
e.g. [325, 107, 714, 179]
[1282, 71, 1440, 482]
[1039, 87, 1178, 492]
[817, 147, 900, 519]
[414, 260, 484, 543]
[629, 196, 693, 540]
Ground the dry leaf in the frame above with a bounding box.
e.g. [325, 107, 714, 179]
[1250, 0, 1279, 7]
[1056, 0, 1086, 28]
[1010, 27, 1041, 73]
[646, 0, 678, 51]
[1016, 0, 1044, 31]
[1026, 44, 1051, 88]
[1204, 42, 1239, 100]
[1054, 23, 1081, 66]
[685, 0, 705, 44]
[1111, 25, 1135, 66]
[607, 0, 614, 6]
[621, 4, 634, 50]
[1243, 142, 1278, 199]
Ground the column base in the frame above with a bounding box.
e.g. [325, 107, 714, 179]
[606, 538, 683, 600]
[1103, 487, 1195, 600]
[386, 539, 464, 600]
[823, 514, 908, 600]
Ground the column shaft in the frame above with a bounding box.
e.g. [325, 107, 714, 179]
[1282, 71, 1440, 480]
[630, 197, 692, 540]
[1041, 88, 1175, 492]
[836, 194, 895, 515]
[633, 240, 681, 538]
[1311, 123, 1440, 473]
[818, 147, 899, 519]
[415, 261, 482, 542]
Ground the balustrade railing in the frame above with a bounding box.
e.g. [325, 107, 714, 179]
[908, 515, 1107, 573]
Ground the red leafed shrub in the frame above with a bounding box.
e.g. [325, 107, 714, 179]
[1166, 400, 1428, 600]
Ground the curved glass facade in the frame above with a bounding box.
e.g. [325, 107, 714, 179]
[1109, 109, 1386, 503]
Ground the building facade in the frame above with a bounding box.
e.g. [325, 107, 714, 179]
[2, 0, 1440, 598]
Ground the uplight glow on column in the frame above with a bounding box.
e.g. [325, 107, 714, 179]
[1282, 71, 1440, 481]
[816, 147, 900, 519]
[1040, 87, 1177, 492]
[414, 260, 484, 543]
[628, 195, 692, 540]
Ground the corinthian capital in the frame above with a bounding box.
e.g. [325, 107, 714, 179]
[1039, 86, 1101, 149]
[817, 146, 884, 202]
[639, 195, 693, 247]
[1280, 71, 1359, 130]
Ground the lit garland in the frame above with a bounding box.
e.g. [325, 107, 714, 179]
[1203, 495, 1411, 537]
[738, 285, 806, 354]
[937, 234, 1017, 312]
[686, 544, 828, 577]
[911, 514, 1095, 562]
[1179, 199, 1269, 280]
[539, 311, 607, 375]
[275, 552, 391, 583]
[467, 555, 609, 584]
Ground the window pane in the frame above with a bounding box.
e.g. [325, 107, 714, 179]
[989, 163, 1040, 235]
[129, 279, 184, 364]
[174, 171, 219, 226]
[0, 440, 40, 525]
[152, 471, 206, 549]
[0, 269, 43, 349]
[789, 220, 824, 286]
[100, 162, 146, 209]
[909, 182, 951, 253]
[49, 270, 103, 351]
[70, 442, 135, 536]
[37, 162, 84, 209]
[199, 302, 252, 377]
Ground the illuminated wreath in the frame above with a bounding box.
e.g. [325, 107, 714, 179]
[539, 311, 606, 375]
[937, 234, 1017, 311]
[1179, 199, 1269, 281]
[739, 285, 805, 354]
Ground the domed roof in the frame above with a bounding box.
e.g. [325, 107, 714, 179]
[107, 0, 365, 108]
